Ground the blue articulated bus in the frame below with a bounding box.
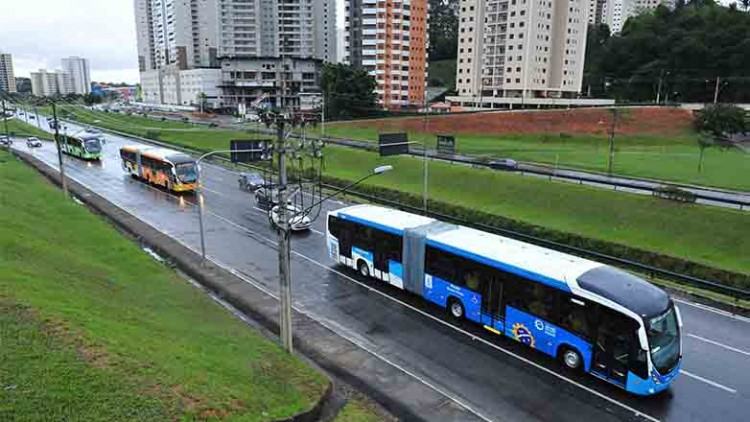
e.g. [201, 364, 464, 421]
[326, 205, 683, 395]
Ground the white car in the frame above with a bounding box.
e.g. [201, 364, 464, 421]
[26, 137, 42, 148]
[0, 135, 12, 147]
[269, 205, 311, 232]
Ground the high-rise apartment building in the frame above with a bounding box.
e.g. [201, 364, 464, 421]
[30, 69, 72, 97]
[455, 0, 588, 101]
[598, 0, 674, 33]
[134, 0, 218, 71]
[0, 52, 16, 93]
[217, 0, 337, 61]
[61, 56, 92, 94]
[345, 0, 429, 109]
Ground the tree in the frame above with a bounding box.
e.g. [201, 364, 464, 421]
[428, 0, 459, 61]
[585, 2, 750, 102]
[320, 63, 378, 120]
[693, 103, 747, 136]
[741, 0, 750, 11]
[196, 92, 208, 113]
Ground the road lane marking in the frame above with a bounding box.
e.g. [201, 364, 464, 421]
[674, 299, 750, 324]
[33, 131, 660, 422]
[687, 333, 750, 357]
[680, 370, 737, 394]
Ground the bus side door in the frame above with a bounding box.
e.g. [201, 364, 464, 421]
[592, 308, 637, 386]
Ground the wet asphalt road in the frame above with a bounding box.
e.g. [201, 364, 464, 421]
[9, 117, 750, 422]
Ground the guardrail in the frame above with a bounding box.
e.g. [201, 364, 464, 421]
[52, 114, 750, 304]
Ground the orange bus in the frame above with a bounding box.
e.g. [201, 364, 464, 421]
[119, 145, 198, 192]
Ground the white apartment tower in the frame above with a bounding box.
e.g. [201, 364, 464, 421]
[345, 0, 429, 109]
[61, 57, 91, 94]
[217, 0, 337, 61]
[600, 0, 675, 33]
[134, 0, 219, 71]
[456, 0, 588, 100]
[30, 69, 72, 97]
[0, 52, 16, 93]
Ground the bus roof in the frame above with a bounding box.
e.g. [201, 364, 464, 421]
[121, 145, 194, 164]
[333, 205, 668, 316]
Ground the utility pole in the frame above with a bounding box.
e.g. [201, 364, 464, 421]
[713, 76, 721, 104]
[607, 108, 618, 176]
[52, 102, 69, 196]
[321, 93, 326, 138]
[34, 105, 41, 129]
[1, 99, 9, 144]
[656, 71, 664, 104]
[276, 117, 293, 353]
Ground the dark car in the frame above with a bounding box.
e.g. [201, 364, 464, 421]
[254, 186, 279, 211]
[238, 172, 265, 192]
[488, 158, 519, 171]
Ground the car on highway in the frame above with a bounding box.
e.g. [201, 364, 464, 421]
[488, 158, 519, 171]
[269, 204, 311, 232]
[85, 127, 102, 135]
[26, 137, 42, 148]
[254, 186, 279, 210]
[0, 135, 12, 147]
[238, 172, 265, 192]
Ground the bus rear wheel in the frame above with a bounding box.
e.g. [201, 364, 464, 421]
[560, 347, 582, 371]
[448, 298, 464, 320]
[357, 260, 370, 278]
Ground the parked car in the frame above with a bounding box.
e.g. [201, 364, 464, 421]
[269, 204, 311, 232]
[488, 158, 519, 171]
[26, 137, 42, 148]
[0, 135, 12, 147]
[85, 127, 102, 135]
[238, 172, 265, 192]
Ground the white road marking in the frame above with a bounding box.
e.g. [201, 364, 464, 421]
[680, 370, 737, 394]
[27, 130, 661, 422]
[673, 299, 750, 324]
[687, 333, 750, 357]
[309, 228, 325, 236]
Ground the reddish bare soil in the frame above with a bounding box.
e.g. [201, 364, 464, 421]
[342, 107, 695, 136]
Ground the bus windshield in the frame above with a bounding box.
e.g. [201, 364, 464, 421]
[175, 163, 197, 183]
[84, 139, 102, 153]
[647, 305, 680, 374]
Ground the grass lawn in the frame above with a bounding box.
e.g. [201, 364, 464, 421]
[0, 150, 328, 420]
[320, 123, 750, 192]
[38, 107, 750, 275]
[3, 117, 54, 140]
[334, 393, 392, 422]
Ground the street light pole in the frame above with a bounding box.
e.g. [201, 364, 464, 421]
[52, 102, 69, 196]
[607, 108, 618, 176]
[713, 76, 721, 104]
[1, 99, 9, 145]
[275, 118, 294, 353]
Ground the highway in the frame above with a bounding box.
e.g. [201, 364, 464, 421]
[9, 117, 750, 422]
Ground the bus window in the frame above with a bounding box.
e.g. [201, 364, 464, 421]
[373, 229, 401, 272]
[558, 295, 592, 340]
[425, 246, 457, 282]
[505, 279, 558, 322]
[328, 215, 341, 237]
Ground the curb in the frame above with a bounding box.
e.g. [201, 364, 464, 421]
[13, 151, 481, 421]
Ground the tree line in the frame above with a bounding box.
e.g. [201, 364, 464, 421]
[584, 0, 750, 103]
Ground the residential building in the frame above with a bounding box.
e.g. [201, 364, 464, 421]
[599, 0, 674, 33]
[588, 0, 608, 25]
[61, 56, 92, 94]
[218, 56, 322, 111]
[0, 52, 16, 93]
[345, 0, 429, 109]
[30, 69, 71, 96]
[217, 0, 337, 61]
[453, 0, 589, 104]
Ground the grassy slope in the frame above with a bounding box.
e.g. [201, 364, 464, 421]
[321, 124, 750, 191]
[0, 151, 327, 420]
[40, 108, 750, 275]
[3, 117, 54, 140]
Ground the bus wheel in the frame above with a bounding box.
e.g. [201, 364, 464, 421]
[560, 347, 582, 370]
[448, 298, 464, 319]
[357, 260, 370, 278]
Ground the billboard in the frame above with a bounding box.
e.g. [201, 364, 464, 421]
[436, 135, 456, 155]
[230, 139, 270, 163]
[378, 133, 409, 157]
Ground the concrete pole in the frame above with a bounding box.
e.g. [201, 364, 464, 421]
[52, 103, 69, 197]
[713, 76, 721, 104]
[276, 119, 293, 353]
[607, 108, 618, 176]
[1, 100, 9, 143]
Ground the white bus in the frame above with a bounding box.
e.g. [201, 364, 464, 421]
[326, 205, 682, 395]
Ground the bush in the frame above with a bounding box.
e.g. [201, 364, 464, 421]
[145, 130, 160, 140]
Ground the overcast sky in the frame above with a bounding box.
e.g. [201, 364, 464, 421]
[0, 0, 738, 84]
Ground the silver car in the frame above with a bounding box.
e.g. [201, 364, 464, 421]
[27, 137, 42, 148]
[269, 205, 312, 232]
